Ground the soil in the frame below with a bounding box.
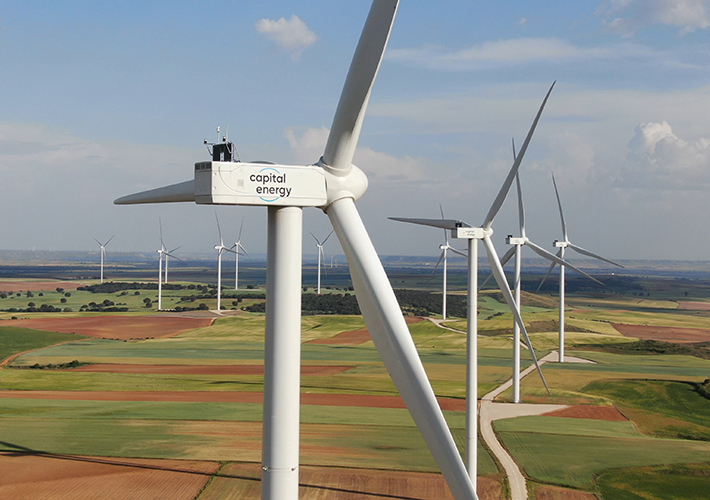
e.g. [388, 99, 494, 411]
[0, 389, 466, 411]
[67, 364, 354, 376]
[0, 281, 85, 292]
[0, 452, 218, 500]
[612, 323, 710, 343]
[678, 301, 710, 311]
[6, 316, 214, 340]
[542, 405, 628, 422]
[534, 484, 598, 500]
[308, 316, 424, 345]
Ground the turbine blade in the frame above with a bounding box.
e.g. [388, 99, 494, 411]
[568, 242, 624, 268]
[104, 235, 115, 247]
[215, 212, 224, 246]
[164, 251, 182, 260]
[525, 240, 603, 285]
[310, 232, 321, 245]
[439, 203, 449, 245]
[169, 245, 182, 254]
[114, 180, 195, 204]
[389, 217, 469, 230]
[327, 197, 477, 500]
[239, 243, 254, 261]
[321, 229, 335, 246]
[516, 173, 525, 238]
[482, 236, 550, 394]
[429, 250, 445, 278]
[478, 245, 515, 291]
[482, 82, 555, 229]
[159, 218, 164, 249]
[322, 0, 400, 173]
[551, 172, 568, 242]
[450, 247, 467, 258]
[238, 216, 245, 241]
[93, 238, 102, 246]
[536, 251, 560, 293]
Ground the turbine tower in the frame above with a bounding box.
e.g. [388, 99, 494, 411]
[538, 173, 623, 362]
[214, 213, 236, 312]
[390, 81, 555, 483]
[159, 221, 180, 284]
[156, 221, 179, 311]
[93, 236, 114, 283]
[233, 217, 251, 290]
[310, 230, 334, 294]
[115, 2, 480, 499]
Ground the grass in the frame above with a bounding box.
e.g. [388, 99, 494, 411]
[0, 326, 88, 363]
[594, 462, 710, 500]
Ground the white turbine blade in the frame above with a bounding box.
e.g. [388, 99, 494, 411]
[237, 216, 245, 242]
[310, 232, 321, 246]
[551, 172, 568, 242]
[93, 238, 102, 247]
[389, 217, 469, 230]
[536, 250, 560, 293]
[239, 243, 254, 261]
[164, 251, 182, 260]
[516, 173, 525, 238]
[322, 0, 400, 173]
[482, 82, 555, 229]
[169, 245, 181, 254]
[114, 180, 195, 205]
[159, 218, 165, 250]
[525, 240, 603, 285]
[568, 242, 624, 268]
[439, 203, 449, 245]
[104, 235, 115, 247]
[328, 198, 477, 500]
[428, 250, 446, 278]
[215, 212, 224, 246]
[478, 245, 515, 291]
[450, 247, 467, 258]
[482, 236, 550, 394]
[321, 229, 335, 246]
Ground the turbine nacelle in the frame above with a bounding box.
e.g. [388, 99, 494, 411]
[554, 239, 569, 248]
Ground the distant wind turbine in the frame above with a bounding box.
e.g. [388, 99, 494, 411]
[156, 220, 179, 311]
[214, 213, 237, 311]
[538, 173, 623, 362]
[391, 81, 556, 483]
[159, 222, 181, 284]
[310, 230, 334, 294]
[93, 235, 114, 283]
[233, 217, 251, 290]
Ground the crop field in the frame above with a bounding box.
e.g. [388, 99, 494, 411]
[1, 273, 710, 499]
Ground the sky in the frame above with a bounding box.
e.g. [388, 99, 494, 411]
[2, 0, 710, 262]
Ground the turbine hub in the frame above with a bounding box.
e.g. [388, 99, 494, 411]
[319, 159, 368, 208]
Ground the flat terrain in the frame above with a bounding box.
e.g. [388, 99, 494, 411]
[0, 280, 85, 291]
[612, 322, 710, 343]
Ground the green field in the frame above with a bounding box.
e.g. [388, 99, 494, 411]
[595, 463, 710, 500]
[0, 326, 88, 363]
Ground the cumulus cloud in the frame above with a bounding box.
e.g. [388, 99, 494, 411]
[386, 37, 646, 71]
[255, 15, 317, 59]
[598, 0, 710, 35]
[621, 121, 710, 188]
[285, 127, 426, 183]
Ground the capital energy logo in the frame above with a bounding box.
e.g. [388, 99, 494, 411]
[250, 167, 291, 202]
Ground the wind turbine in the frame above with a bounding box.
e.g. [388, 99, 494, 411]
[538, 173, 623, 362]
[115, 2, 480, 499]
[233, 216, 251, 290]
[433, 205, 466, 320]
[214, 213, 237, 312]
[156, 221, 179, 311]
[93, 236, 114, 283]
[310, 230, 334, 294]
[390, 81, 555, 484]
[159, 221, 181, 284]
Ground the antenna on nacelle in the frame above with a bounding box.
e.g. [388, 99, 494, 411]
[204, 126, 240, 163]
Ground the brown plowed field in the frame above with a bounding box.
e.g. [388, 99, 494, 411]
[200, 462, 503, 500]
[308, 316, 424, 345]
[542, 405, 628, 422]
[0, 390, 466, 411]
[6, 316, 214, 340]
[611, 323, 710, 343]
[534, 484, 598, 500]
[678, 301, 710, 311]
[66, 364, 354, 376]
[0, 281, 85, 292]
[0, 452, 218, 500]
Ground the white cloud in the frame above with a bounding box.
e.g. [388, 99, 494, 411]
[386, 37, 647, 70]
[285, 127, 426, 183]
[598, 0, 710, 35]
[254, 15, 317, 59]
[620, 121, 710, 188]
[517, 18, 528, 26]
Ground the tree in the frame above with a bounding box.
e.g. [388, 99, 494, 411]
[56, 287, 64, 293]
[60, 298, 67, 304]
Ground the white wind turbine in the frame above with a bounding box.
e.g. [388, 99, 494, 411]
[156, 221, 179, 311]
[115, 2, 480, 499]
[481, 165, 601, 403]
[93, 235, 114, 283]
[428, 205, 467, 320]
[214, 213, 237, 312]
[159, 221, 181, 284]
[538, 173, 623, 362]
[390, 81, 555, 484]
[233, 216, 251, 290]
[310, 230, 334, 294]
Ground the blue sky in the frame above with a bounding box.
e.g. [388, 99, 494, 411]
[2, 0, 710, 261]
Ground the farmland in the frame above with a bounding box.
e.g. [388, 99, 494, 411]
[0, 268, 709, 498]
